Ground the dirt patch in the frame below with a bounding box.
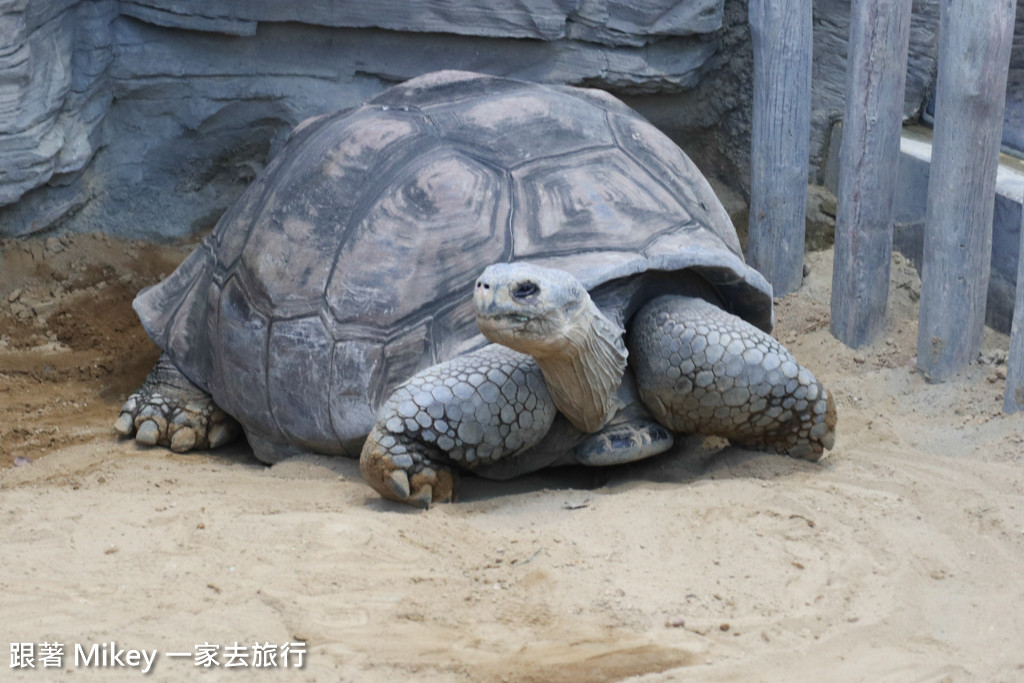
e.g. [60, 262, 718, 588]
[0, 233, 197, 467]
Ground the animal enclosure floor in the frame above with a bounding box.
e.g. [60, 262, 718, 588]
[1, 235, 1023, 682]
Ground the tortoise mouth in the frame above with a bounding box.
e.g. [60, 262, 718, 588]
[476, 309, 568, 357]
[475, 311, 539, 341]
[477, 312, 531, 326]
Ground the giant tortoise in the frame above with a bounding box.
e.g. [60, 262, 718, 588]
[115, 70, 836, 507]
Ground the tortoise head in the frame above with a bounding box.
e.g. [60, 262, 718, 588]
[474, 263, 595, 358]
[474, 262, 627, 433]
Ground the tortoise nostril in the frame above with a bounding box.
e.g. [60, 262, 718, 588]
[512, 281, 539, 300]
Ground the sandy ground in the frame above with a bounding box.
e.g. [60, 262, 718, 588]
[1, 234, 1023, 682]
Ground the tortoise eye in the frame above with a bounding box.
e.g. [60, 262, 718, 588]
[512, 281, 539, 299]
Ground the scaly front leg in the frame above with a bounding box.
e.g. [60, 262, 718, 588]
[360, 345, 557, 507]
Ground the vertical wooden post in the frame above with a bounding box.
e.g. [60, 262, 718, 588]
[1005, 201, 1024, 413]
[916, 0, 1015, 381]
[747, 0, 813, 297]
[829, 0, 913, 348]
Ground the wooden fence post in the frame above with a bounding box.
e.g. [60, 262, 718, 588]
[1005, 197, 1024, 412]
[916, 0, 1015, 381]
[747, 0, 813, 297]
[829, 0, 913, 348]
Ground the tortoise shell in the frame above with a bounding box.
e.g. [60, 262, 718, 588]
[133, 70, 772, 458]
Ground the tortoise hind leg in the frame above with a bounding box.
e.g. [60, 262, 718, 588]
[114, 353, 240, 452]
[629, 296, 836, 460]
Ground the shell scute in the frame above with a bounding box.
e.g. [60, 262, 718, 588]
[213, 277, 280, 442]
[422, 89, 615, 168]
[325, 150, 510, 329]
[229, 110, 431, 318]
[512, 148, 689, 258]
[267, 316, 339, 453]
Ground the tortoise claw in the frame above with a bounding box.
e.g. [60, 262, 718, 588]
[408, 484, 433, 510]
[114, 412, 135, 436]
[136, 420, 161, 446]
[388, 470, 411, 500]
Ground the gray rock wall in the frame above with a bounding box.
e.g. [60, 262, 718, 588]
[2, 0, 740, 239]
[0, 0, 952, 240]
[0, 0, 115, 207]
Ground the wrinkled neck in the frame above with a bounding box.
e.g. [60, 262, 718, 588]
[534, 300, 627, 433]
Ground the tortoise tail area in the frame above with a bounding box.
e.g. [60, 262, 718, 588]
[132, 239, 218, 393]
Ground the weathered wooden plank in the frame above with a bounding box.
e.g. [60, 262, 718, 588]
[1004, 201, 1024, 413]
[829, 0, 913, 348]
[916, 0, 1015, 381]
[747, 0, 813, 297]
